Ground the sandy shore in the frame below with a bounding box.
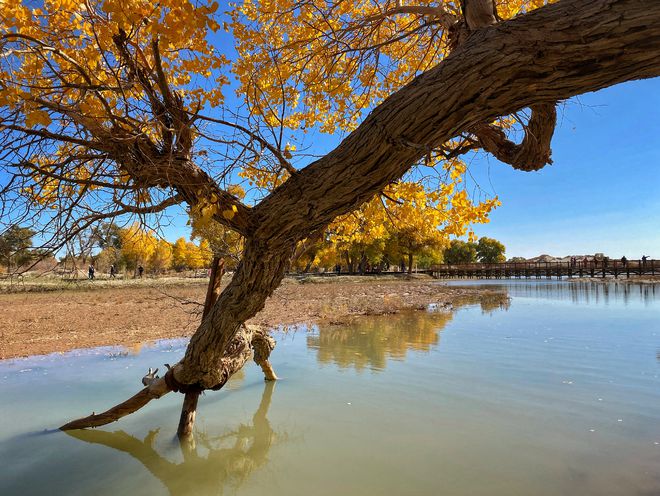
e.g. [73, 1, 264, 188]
[0, 275, 503, 359]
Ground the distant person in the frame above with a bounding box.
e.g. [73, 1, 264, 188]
[335, 264, 341, 275]
[109, 264, 116, 279]
[621, 256, 627, 266]
[642, 255, 648, 265]
[138, 265, 144, 278]
[570, 257, 576, 268]
[88, 264, 95, 280]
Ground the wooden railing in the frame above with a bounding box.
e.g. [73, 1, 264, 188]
[429, 259, 658, 279]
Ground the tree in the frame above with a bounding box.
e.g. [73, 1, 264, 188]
[171, 238, 189, 272]
[149, 239, 173, 273]
[2, 0, 659, 437]
[0, 225, 35, 272]
[476, 237, 507, 263]
[443, 240, 478, 264]
[326, 180, 496, 273]
[184, 241, 205, 272]
[118, 224, 156, 273]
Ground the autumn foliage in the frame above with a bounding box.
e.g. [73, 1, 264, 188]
[0, 0, 552, 256]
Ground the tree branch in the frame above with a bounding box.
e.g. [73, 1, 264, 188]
[472, 103, 557, 171]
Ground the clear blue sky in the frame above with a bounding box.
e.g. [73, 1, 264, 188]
[159, 77, 659, 259]
[467, 78, 660, 259]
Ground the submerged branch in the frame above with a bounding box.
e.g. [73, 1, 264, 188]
[60, 377, 172, 430]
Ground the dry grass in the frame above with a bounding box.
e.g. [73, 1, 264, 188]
[0, 275, 500, 359]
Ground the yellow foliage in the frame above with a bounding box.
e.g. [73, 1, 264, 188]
[229, 0, 555, 133]
[2, 0, 542, 260]
[119, 223, 157, 266]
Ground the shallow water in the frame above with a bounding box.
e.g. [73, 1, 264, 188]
[1, 281, 659, 496]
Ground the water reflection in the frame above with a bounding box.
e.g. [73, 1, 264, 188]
[66, 382, 282, 496]
[307, 294, 509, 372]
[477, 293, 512, 314]
[448, 280, 660, 306]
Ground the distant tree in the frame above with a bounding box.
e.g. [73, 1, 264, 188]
[0, 225, 35, 272]
[508, 256, 527, 263]
[198, 240, 213, 268]
[185, 242, 204, 272]
[191, 194, 245, 271]
[118, 224, 156, 273]
[476, 237, 506, 263]
[95, 223, 123, 251]
[171, 238, 189, 272]
[443, 240, 478, 264]
[149, 239, 173, 274]
[415, 247, 445, 269]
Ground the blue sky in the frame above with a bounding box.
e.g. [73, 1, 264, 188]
[159, 76, 659, 259]
[467, 78, 660, 259]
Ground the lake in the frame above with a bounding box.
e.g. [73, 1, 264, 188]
[1, 280, 659, 495]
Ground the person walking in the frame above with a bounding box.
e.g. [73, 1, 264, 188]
[88, 264, 95, 280]
[109, 264, 116, 279]
[138, 265, 144, 278]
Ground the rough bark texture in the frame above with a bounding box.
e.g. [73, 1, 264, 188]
[202, 256, 225, 319]
[251, 329, 278, 381]
[177, 256, 225, 439]
[472, 103, 557, 170]
[175, 0, 660, 389]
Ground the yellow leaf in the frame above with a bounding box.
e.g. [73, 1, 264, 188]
[25, 110, 51, 128]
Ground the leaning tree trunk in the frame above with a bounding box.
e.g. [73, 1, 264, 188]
[177, 256, 226, 440]
[61, 0, 660, 433]
[61, 242, 285, 431]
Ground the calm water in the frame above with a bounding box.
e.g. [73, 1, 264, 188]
[1, 281, 659, 495]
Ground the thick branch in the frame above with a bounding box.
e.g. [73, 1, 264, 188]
[60, 377, 172, 430]
[473, 103, 557, 171]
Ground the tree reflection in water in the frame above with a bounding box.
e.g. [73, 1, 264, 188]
[66, 381, 283, 496]
[307, 294, 509, 371]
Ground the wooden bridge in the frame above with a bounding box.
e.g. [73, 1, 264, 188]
[429, 259, 658, 279]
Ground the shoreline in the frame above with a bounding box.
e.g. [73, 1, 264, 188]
[0, 276, 505, 360]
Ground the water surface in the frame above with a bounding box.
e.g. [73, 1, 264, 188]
[1, 281, 659, 495]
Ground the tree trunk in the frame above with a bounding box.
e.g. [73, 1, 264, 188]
[178, 239, 294, 388]
[202, 257, 225, 319]
[177, 256, 225, 440]
[408, 253, 413, 275]
[344, 252, 354, 274]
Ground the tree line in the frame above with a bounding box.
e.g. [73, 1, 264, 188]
[1, 220, 506, 276]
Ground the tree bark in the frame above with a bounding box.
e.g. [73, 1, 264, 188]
[176, 256, 226, 440]
[203, 257, 225, 320]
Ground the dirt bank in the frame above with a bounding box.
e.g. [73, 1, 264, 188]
[0, 276, 503, 360]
